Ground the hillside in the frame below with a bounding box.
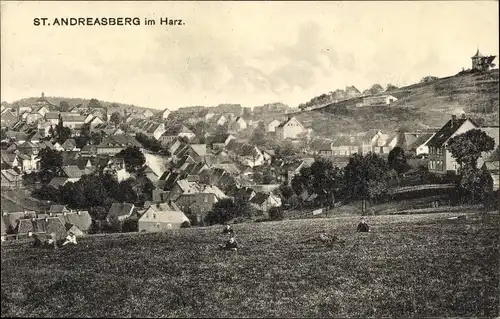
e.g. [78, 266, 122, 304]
[295, 70, 499, 136]
[1, 212, 498, 317]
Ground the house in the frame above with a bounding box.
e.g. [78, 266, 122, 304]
[61, 165, 84, 182]
[15, 217, 67, 240]
[145, 123, 166, 140]
[17, 154, 39, 172]
[226, 140, 266, 167]
[310, 139, 334, 156]
[345, 85, 362, 98]
[61, 138, 79, 151]
[471, 49, 497, 72]
[404, 133, 435, 156]
[175, 192, 218, 217]
[160, 108, 171, 120]
[0, 109, 18, 128]
[357, 129, 384, 154]
[229, 117, 247, 132]
[24, 112, 44, 124]
[84, 114, 95, 124]
[215, 115, 228, 126]
[332, 136, 359, 156]
[205, 134, 236, 149]
[427, 114, 477, 174]
[53, 210, 92, 235]
[159, 124, 195, 144]
[267, 119, 282, 133]
[97, 134, 143, 155]
[89, 116, 105, 128]
[281, 158, 315, 183]
[374, 132, 400, 154]
[0, 169, 21, 188]
[49, 205, 70, 214]
[362, 95, 398, 106]
[1, 154, 19, 170]
[107, 203, 136, 230]
[250, 192, 282, 213]
[143, 109, 154, 118]
[275, 117, 305, 140]
[138, 202, 190, 232]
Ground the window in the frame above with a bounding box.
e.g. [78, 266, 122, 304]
[153, 214, 156, 219]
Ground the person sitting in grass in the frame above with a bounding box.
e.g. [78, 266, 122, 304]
[29, 232, 42, 248]
[62, 232, 77, 246]
[218, 237, 238, 251]
[222, 224, 234, 235]
[46, 232, 57, 250]
[357, 219, 370, 232]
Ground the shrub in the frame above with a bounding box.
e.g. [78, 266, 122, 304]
[180, 221, 191, 228]
[269, 207, 285, 221]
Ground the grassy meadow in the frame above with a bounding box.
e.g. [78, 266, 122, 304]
[1, 211, 499, 317]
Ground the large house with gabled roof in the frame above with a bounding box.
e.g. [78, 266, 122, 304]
[427, 114, 478, 174]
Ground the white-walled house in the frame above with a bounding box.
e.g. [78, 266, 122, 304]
[362, 95, 398, 106]
[267, 119, 282, 132]
[275, 117, 305, 140]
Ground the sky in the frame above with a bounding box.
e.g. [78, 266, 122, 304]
[1, 1, 498, 110]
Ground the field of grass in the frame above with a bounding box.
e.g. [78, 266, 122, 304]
[1, 211, 498, 317]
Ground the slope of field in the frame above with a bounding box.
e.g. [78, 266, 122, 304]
[296, 70, 499, 136]
[1, 212, 498, 317]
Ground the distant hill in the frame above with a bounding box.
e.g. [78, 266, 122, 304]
[295, 69, 499, 136]
[5, 96, 155, 115]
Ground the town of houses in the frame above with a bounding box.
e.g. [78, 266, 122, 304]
[1, 82, 499, 241]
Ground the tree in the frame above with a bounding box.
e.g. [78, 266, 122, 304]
[59, 101, 70, 112]
[369, 84, 384, 95]
[204, 197, 251, 225]
[115, 179, 138, 203]
[54, 115, 71, 144]
[110, 112, 122, 126]
[250, 122, 266, 146]
[343, 153, 389, 213]
[116, 146, 146, 173]
[388, 146, 410, 175]
[88, 98, 102, 108]
[386, 84, 399, 91]
[447, 129, 495, 171]
[37, 148, 63, 177]
[48, 125, 55, 138]
[420, 76, 439, 84]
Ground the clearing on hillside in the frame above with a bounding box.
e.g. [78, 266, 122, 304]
[1, 212, 498, 317]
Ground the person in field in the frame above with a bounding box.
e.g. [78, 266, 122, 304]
[357, 219, 370, 232]
[62, 232, 77, 246]
[29, 232, 42, 248]
[46, 232, 57, 249]
[222, 224, 234, 234]
[218, 237, 238, 251]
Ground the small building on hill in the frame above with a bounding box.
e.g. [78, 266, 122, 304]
[471, 49, 496, 72]
[362, 95, 398, 106]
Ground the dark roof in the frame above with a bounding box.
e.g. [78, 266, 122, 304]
[250, 192, 270, 205]
[207, 134, 231, 144]
[98, 134, 143, 148]
[426, 118, 475, 148]
[108, 203, 135, 219]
